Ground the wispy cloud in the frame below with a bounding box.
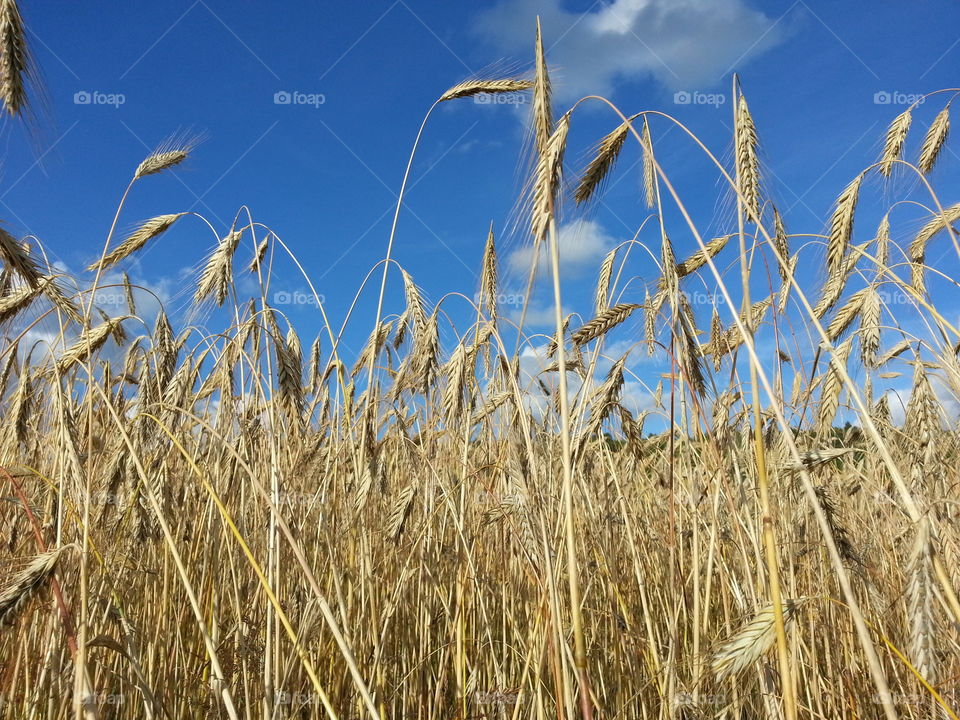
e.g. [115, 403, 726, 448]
[476, 0, 789, 101]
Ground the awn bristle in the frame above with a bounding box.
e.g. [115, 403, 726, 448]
[89, 213, 188, 272]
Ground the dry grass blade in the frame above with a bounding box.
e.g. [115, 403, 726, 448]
[0, 546, 70, 627]
[712, 599, 802, 681]
[438, 79, 532, 102]
[574, 118, 631, 205]
[570, 303, 641, 346]
[89, 213, 188, 272]
[918, 105, 950, 174]
[878, 108, 912, 177]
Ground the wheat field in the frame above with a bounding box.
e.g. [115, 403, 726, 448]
[1, 6, 959, 720]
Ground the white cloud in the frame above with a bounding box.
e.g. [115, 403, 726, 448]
[506, 218, 615, 280]
[476, 0, 787, 101]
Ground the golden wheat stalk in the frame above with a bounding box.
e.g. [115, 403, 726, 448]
[195, 229, 242, 306]
[89, 213, 188, 272]
[878, 108, 912, 177]
[438, 79, 533, 102]
[570, 303, 641, 346]
[531, 113, 570, 244]
[532, 18, 553, 159]
[641, 117, 656, 209]
[479, 223, 498, 322]
[0, 226, 43, 288]
[0, 546, 71, 627]
[134, 137, 195, 179]
[827, 174, 863, 279]
[676, 234, 731, 278]
[574, 118, 632, 205]
[918, 105, 951, 174]
[735, 94, 761, 218]
[712, 599, 802, 681]
[0, 0, 31, 118]
[906, 519, 936, 682]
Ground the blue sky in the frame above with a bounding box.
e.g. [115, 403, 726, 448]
[4, 0, 960, 417]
